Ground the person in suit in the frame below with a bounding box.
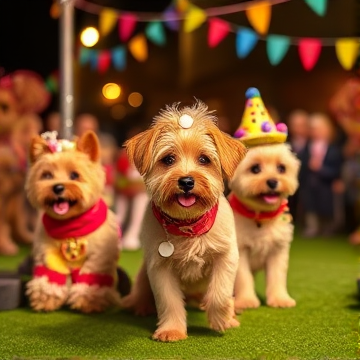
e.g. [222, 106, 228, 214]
[300, 113, 343, 238]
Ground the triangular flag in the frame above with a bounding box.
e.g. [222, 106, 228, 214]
[145, 21, 166, 46]
[79, 47, 92, 65]
[129, 34, 148, 62]
[176, 0, 190, 13]
[163, 5, 180, 31]
[335, 38, 360, 70]
[246, 0, 271, 35]
[118, 13, 137, 42]
[99, 9, 118, 36]
[266, 35, 290, 65]
[208, 18, 230, 48]
[89, 50, 99, 70]
[236, 28, 258, 58]
[304, 0, 327, 16]
[98, 50, 111, 73]
[298, 38, 322, 71]
[184, 4, 207, 33]
[112, 46, 126, 71]
[50, 0, 60, 19]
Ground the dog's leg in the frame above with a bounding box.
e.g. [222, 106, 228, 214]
[120, 262, 156, 316]
[234, 249, 260, 312]
[149, 267, 187, 342]
[265, 246, 296, 308]
[0, 222, 19, 255]
[202, 254, 240, 332]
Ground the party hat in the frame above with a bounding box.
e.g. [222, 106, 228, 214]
[234, 87, 288, 146]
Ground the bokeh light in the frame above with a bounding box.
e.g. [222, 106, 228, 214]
[80, 27, 99, 47]
[128, 92, 143, 107]
[111, 104, 127, 120]
[102, 83, 121, 100]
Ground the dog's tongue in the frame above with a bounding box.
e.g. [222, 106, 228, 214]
[53, 201, 70, 215]
[177, 194, 196, 207]
[262, 194, 280, 205]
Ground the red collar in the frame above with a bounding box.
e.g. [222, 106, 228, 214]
[229, 194, 288, 222]
[42, 199, 108, 239]
[152, 202, 218, 237]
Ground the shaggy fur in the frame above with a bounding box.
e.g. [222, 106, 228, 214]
[121, 102, 247, 342]
[228, 143, 300, 312]
[25, 131, 121, 313]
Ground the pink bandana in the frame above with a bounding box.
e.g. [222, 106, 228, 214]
[152, 202, 218, 237]
[42, 199, 108, 239]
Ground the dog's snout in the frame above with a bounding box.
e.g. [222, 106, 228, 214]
[178, 176, 194, 192]
[266, 179, 278, 190]
[53, 184, 65, 195]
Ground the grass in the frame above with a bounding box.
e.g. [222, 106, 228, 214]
[0, 236, 359, 360]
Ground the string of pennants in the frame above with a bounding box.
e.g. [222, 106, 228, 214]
[73, 0, 359, 72]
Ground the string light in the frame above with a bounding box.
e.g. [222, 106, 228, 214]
[80, 27, 99, 47]
[102, 83, 121, 100]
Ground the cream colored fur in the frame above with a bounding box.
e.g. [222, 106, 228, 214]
[228, 143, 300, 312]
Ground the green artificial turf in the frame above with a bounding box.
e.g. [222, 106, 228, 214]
[0, 236, 359, 360]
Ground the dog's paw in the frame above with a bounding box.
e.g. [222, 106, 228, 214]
[267, 295, 296, 308]
[152, 329, 187, 342]
[234, 296, 261, 313]
[120, 294, 156, 316]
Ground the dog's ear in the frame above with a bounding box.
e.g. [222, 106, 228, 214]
[77, 130, 101, 162]
[29, 135, 52, 164]
[124, 128, 157, 176]
[209, 127, 247, 180]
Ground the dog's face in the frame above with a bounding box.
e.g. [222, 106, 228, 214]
[229, 143, 300, 212]
[125, 102, 247, 220]
[25, 131, 105, 220]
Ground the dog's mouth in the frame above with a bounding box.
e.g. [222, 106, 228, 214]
[47, 197, 77, 215]
[258, 191, 281, 205]
[177, 193, 197, 208]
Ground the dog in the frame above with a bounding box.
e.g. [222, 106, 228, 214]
[121, 101, 247, 342]
[25, 130, 121, 313]
[228, 143, 300, 312]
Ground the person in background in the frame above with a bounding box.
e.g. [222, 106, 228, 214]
[286, 109, 310, 225]
[74, 113, 99, 137]
[300, 113, 343, 238]
[45, 111, 61, 133]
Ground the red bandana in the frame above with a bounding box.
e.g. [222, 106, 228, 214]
[42, 199, 108, 239]
[229, 194, 288, 222]
[152, 202, 218, 237]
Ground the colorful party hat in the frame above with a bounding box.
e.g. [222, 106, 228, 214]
[234, 87, 288, 146]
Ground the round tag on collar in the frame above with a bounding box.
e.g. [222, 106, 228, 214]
[158, 241, 174, 258]
[179, 114, 194, 129]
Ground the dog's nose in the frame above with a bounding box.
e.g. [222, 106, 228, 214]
[266, 179, 278, 190]
[178, 176, 194, 192]
[53, 184, 65, 195]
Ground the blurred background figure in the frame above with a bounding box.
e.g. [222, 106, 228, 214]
[115, 127, 149, 251]
[300, 113, 343, 238]
[74, 112, 99, 137]
[286, 109, 310, 225]
[45, 111, 60, 133]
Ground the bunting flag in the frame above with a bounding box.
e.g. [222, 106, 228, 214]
[50, 0, 60, 19]
[298, 38, 322, 71]
[118, 13, 137, 42]
[176, 0, 190, 13]
[45, 71, 59, 93]
[208, 18, 230, 48]
[98, 50, 112, 73]
[145, 21, 166, 46]
[99, 9, 118, 36]
[236, 28, 258, 58]
[335, 38, 359, 70]
[266, 34, 290, 65]
[245, 0, 272, 35]
[79, 47, 93, 65]
[163, 5, 180, 31]
[184, 4, 207, 33]
[304, 0, 327, 16]
[112, 46, 126, 70]
[128, 34, 148, 62]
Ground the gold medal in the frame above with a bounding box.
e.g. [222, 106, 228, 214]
[61, 238, 87, 262]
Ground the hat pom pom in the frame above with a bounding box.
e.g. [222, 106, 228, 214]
[276, 123, 288, 134]
[245, 87, 260, 99]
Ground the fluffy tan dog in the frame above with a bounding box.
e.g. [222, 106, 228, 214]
[228, 143, 300, 312]
[25, 130, 121, 313]
[122, 102, 247, 342]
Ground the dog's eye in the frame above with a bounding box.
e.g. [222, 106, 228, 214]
[70, 171, 80, 180]
[161, 155, 176, 166]
[199, 155, 210, 165]
[277, 164, 286, 174]
[250, 164, 261, 174]
[41, 171, 53, 180]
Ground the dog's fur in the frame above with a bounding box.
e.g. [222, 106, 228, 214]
[121, 102, 247, 341]
[25, 131, 121, 313]
[228, 143, 300, 312]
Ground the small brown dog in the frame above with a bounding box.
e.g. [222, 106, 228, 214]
[25, 130, 121, 313]
[121, 101, 247, 341]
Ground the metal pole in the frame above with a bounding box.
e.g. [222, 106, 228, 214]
[59, 0, 74, 140]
